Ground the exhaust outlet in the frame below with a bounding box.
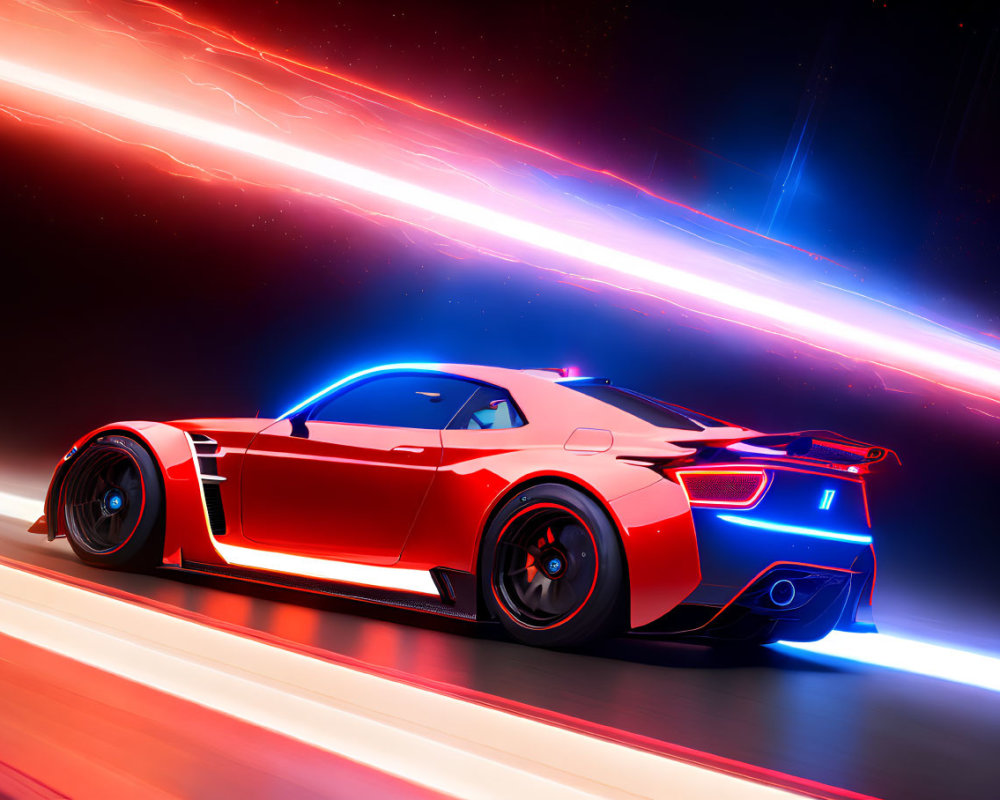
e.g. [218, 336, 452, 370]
[769, 579, 796, 608]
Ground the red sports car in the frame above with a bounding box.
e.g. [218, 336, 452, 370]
[31, 363, 890, 648]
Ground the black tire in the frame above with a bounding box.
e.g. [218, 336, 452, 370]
[61, 435, 164, 570]
[481, 483, 625, 648]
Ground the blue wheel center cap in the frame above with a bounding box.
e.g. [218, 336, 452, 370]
[104, 489, 124, 513]
[546, 557, 563, 574]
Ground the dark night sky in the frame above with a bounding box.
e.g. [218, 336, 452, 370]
[1, 0, 998, 648]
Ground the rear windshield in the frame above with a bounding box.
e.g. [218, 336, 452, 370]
[566, 384, 703, 431]
[658, 402, 733, 428]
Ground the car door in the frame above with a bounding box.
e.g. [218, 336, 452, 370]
[241, 372, 480, 563]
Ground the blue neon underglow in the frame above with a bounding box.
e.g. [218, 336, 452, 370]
[278, 362, 442, 419]
[717, 514, 872, 544]
[819, 489, 836, 510]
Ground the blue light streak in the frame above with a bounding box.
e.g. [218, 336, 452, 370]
[774, 632, 1000, 693]
[717, 514, 872, 545]
[819, 489, 836, 510]
[278, 362, 442, 419]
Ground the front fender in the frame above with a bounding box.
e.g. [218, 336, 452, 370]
[44, 421, 217, 564]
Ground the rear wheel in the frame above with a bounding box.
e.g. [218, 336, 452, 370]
[481, 483, 625, 648]
[61, 435, 164, 570]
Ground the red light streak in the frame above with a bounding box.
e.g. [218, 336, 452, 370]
[1, 0, 999, 410]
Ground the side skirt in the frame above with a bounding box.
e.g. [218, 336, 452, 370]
[169, 561, 479, 621]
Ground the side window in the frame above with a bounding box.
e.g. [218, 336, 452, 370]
[448, 386, 526, 430]
[311, 374, 478, 429]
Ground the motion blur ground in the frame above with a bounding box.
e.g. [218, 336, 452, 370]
[0, 501, 858, 800]
[1, 497, 1000, 799]
[0, 633, 442, 800]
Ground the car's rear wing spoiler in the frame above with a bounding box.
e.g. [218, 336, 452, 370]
[726, 430, 900, 473]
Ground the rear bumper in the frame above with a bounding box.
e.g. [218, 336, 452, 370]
[635, 503, 877, 642]
[636, 555, 876, 642]
[609, 467, 879, 635]
[685, 460, 879, 641]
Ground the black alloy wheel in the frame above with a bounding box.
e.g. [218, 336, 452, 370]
[482, 483, 625, 648]
[61, 435, 164, 570]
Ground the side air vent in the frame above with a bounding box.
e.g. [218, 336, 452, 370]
[189, 432, 218, 450]
[203, 482, 227, 536]
[188, 432, 227, 536]
[190, 433, 222, 476]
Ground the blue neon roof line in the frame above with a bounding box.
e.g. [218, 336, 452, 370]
[716, 514, 872, 544]
[278, 362, 442, 419]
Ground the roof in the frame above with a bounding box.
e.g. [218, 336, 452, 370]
[279, 363, 583, 419]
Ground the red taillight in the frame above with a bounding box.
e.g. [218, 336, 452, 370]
[676, 468, 769, 508]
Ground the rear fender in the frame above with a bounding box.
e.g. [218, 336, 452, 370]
[458, 466, 702, 630]
[608, 478, 701, 629]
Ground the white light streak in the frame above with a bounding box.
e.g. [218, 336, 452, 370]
[213, 539, 440, 596]
[0, 561, 801, 799]
[0, 491, 43, 523]
[0, 58, 999, 399]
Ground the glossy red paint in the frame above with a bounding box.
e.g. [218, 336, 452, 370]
[608, 478, 701, 628]
[26, 516, 47, 534]
[242, 419, 441, 563]
[35, 364, 884, 637]
[402, 427, 667, 573]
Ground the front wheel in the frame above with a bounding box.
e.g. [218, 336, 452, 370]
[481, 483, 625, 648]
[61, 435, 164, 570]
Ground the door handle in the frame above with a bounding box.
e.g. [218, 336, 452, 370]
[392, 445, 425, 453]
